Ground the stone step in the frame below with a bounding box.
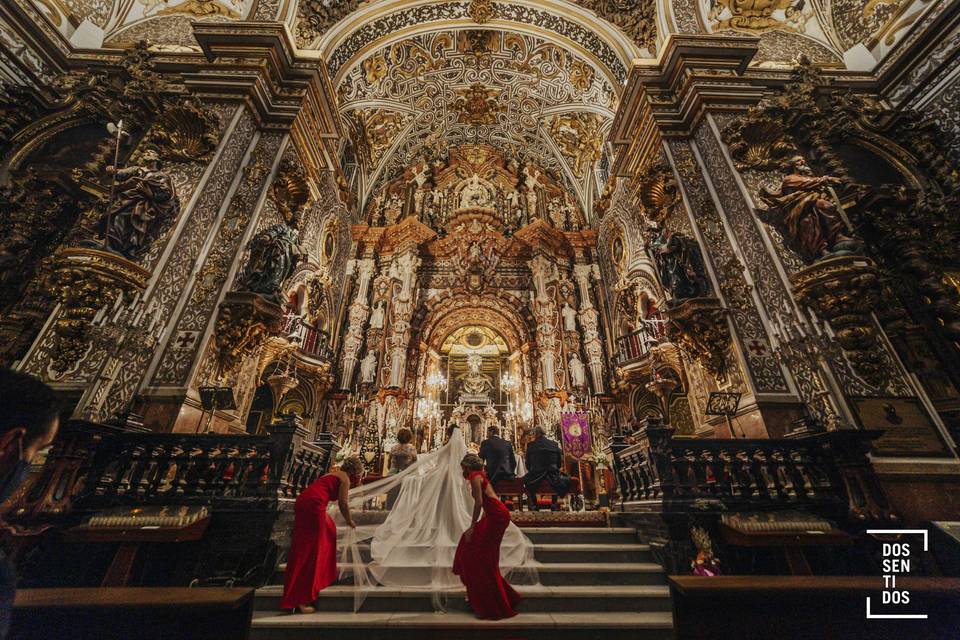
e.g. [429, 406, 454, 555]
[521, 527, 638, 544]
[532, 543, 652, 563]
[254, 584, 672, 613]
[272, 542, 652, 583]
[248, 610, 674, 640]
[271, 562, 666, 588]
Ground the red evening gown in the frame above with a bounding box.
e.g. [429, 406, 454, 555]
[280, 473, 341, 609]
[453, 470, 523, 619]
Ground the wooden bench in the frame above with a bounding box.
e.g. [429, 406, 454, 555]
[11, 587, 254, 640]
[669, 576, 960, 639]
[493, 477, 583, 511]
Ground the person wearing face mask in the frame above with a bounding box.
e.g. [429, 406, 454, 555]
[0, 369, 61, 639]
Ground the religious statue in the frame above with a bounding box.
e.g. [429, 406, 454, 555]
[548, 198, 566, 229]
[757, 156, 860, 263]
[650, 226, 710, 301]
[369, 300, 386, 329]
[569, 353, 587, 388]
[561, 302, 578, 332]
[236, 218, 303, 304]
[460, 175, 490, 209]
[506, 190, 521, 214]
[95, 149, 180, 260]
[360, 350, 378, 384]
[459, 351, 494, 402]
[525, 187, 538, 219]
[385, 193, 403, 225]
[432, 187, 446, 220]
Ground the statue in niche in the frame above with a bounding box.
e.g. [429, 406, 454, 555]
[548, 198, 566, 229]
[360, 350, 378, 384]
[507, 190, 522, 217]
[94, 149, 180, 260]
[561, 302, 578, 332]
[525, 187, 539, 219]
[650, 226, 710, 301]
[368, 192, 384, 226]
[369, 300, 386, 329]
[569, 353, 587, 388]
[432, 187, 446, 221]
[385, 193, 403, 225]
[459, 352, 494, 402]
[460, 175, 491, 209]
[236, 215, 303, 304]
[757, 156, 861, 263]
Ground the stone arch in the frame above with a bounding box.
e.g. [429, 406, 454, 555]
[416, 290, 534, 353]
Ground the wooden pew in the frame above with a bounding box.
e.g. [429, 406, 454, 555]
[11, 587, 254, 640]
[669, 576, 960, 640]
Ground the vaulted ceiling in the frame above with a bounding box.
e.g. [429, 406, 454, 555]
[335, 28, 619, 214]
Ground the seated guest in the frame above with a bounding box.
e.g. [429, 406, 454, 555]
[478, 426, 516, 483]
[0, 369, 61, 639]
[522, 426, 571, 510]
[388, 428, 418, 474]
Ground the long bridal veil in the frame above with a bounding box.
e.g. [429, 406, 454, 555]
[328, 427, 539, 610]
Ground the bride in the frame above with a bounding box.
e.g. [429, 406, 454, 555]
[328, 425, 538, 610]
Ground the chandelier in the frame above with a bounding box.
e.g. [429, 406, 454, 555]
[426, 370, 447, 388]
[500, 370, 518, 392]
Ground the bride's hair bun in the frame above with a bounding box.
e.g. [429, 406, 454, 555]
[460, 453, 483, 471]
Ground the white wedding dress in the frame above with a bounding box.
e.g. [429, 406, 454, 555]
[328, 427, 538, 610]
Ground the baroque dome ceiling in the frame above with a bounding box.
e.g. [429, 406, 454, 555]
[336, 28, 619, 214]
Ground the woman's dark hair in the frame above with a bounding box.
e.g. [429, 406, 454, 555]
[460, 453, 484, 472]
[397, 428, 413, 444]
[0, 368, 59, 442]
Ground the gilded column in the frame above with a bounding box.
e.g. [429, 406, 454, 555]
[339, 257, 376, 389]
[574, 262, 605, 394]
[528, 255, 560, 391]
[385, 250, 421, 388]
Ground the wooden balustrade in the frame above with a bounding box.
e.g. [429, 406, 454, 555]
[612, 417, 896, 524]
[5, 418, 339, 588]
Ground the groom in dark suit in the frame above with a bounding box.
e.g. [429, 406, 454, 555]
[478, 426, 517, 483]
[523, 426, 571, 510]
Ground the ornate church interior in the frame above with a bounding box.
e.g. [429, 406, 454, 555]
[1, 0, 960, 637]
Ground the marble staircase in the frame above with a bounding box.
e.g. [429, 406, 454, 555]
[249, 525, 673, 639]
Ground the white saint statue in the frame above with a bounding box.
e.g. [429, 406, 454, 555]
[561, 302, 577, 332]
[569, 353, 587, 388]
[360, 350, 378, 384]
[369, 300, 385, 329]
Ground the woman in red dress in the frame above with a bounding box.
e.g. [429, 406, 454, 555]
[453, 453, 522, 620]
[280, 457, 363, 613]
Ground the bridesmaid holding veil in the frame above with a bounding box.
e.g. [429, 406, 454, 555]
[452, 453, 522, 619]
[280, 457, 364, 613]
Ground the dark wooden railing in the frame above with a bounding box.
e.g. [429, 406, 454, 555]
[5, 417, 339, 588]
[610, 417, 897, 574]
[612, 417, 896, 523]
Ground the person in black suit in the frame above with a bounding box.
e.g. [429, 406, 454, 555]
[478, 426, 516, 484]
[522, 427, 571, 510]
